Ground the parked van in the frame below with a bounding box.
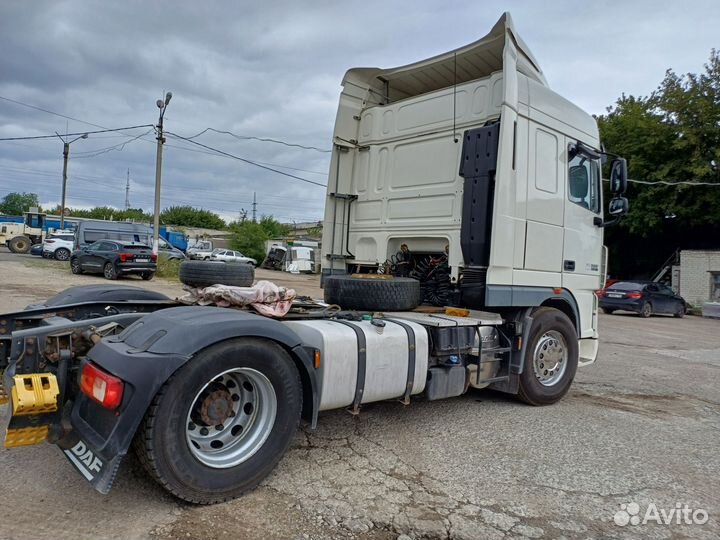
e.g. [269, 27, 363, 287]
[74, 221, 185, 260]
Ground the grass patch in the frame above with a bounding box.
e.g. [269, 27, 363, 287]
[22, 256, 68, 270]
[156, 257, 181, 280]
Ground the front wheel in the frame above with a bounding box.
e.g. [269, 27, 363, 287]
[517, 307, 579, 406]
[673, 303, 686, 318]
[104, 262, 118, 280]
[133, 338, 302, 504]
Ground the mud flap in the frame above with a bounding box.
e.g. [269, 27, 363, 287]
[60, 435, 124, 494]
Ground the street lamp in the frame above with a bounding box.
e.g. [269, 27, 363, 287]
[152, 91, 172, 255]
[55, 132, 88, 229]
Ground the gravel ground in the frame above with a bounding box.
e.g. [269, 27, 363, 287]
[1, 249, 718, 540]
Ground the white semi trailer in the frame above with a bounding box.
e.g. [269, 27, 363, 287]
[0, 13, 627, 503]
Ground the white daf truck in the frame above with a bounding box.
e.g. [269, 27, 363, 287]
[0, 13, 627, 504]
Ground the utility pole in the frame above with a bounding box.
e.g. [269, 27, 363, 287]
[252, 192, 257, 222]
[125, 169, 131, 210]
[56, 132, 88, 229]
[152, 91, 173, 255]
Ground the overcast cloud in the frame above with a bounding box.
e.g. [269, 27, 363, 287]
[0, 0, 718, 224]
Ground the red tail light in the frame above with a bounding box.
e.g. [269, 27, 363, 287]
[150, 254, 157, 262]
[119, 253, 134, 262]
[80, 362, 124, 410]
[595, 289, 605, 297]
[627, 292, 642, 299]
[46, 239, 55, 244]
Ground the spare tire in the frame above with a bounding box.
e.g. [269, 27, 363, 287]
[9, 236, 32, 254]
[179, 260, 254, 288]
[324, 275, 421, 311]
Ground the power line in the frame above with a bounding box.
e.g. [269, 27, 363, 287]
[0, 94, 109, 130]
[0, 124, 154, 142]
[604, 178, 720, 187]
[182, 127, 331, 153]
[165, 132, 328, 188]
[73, 128, 154, 158]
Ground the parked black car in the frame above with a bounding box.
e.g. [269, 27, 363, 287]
[598, 281, 687, 318]
[70, 241, 157, 280]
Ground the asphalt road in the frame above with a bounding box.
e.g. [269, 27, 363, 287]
[0, 250, 718, 539]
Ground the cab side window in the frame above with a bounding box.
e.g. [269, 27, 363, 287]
[568, 154, 601, 213]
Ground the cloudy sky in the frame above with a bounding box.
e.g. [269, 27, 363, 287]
[1, 1, 718, 224]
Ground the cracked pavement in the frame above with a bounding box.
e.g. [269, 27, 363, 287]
[1, 254, 718, 539]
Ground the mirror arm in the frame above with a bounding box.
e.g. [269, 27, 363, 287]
[594, 216, 622, 228]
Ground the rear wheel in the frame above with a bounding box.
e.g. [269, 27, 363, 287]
[640, 302, 652, 318]
[8, 236, 31, 254]
[103, 262, 118, 280]
[518, 307, 579, 406]
[141, 272, 154, 281]
[70, 258, 83, 274]
[133, 338, 302, 504]
[601, 307, 615, 315]
[55, 248, 71, 261]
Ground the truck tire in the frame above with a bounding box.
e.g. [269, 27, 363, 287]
[133, 338, 302, 504]
[179, 260, 254, 288]
[323, 275, 421, 311]
[517, 307, 579, 406]
[8, 236, 31, 254]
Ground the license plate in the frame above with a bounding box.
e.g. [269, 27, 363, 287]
[135, 258, 150, 263]
[607, 293, 623, 298]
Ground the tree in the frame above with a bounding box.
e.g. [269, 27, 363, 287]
[55, 206, 151, 222]
[258, 215, 290, 238]
[228, 220, 269, 263]
[597, 49, 720, 278]
[0, 192, 40, 215]
[159, 206, 226, 229]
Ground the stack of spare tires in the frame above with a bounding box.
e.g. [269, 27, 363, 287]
[179, 261, 422, 312]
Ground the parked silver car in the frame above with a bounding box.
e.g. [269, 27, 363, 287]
[210, 249, 257, 266]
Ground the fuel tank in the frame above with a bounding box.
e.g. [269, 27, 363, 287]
[283, 319, 429, 411]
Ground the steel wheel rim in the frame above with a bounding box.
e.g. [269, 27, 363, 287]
[185, 367, 277, 468]
[56, 249, 69, 261]
[532, 330, 568, 386]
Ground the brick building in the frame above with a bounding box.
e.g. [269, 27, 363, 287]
[672, 250, 720, 306]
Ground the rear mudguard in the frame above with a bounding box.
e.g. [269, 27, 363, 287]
[64, 306, 319, 494]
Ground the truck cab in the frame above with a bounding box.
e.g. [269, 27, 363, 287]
[321, 12, 628, 365]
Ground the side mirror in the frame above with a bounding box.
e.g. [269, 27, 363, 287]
[608, 196, 629, 216]
[594, 196, 629, 228]
[609, 158, 628, 194]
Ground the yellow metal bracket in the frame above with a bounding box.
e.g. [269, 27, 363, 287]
[10, 373, 59, 416]
[4, 426, 49, 448]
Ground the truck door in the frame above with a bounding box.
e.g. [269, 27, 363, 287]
[562, 141, 603, 334]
